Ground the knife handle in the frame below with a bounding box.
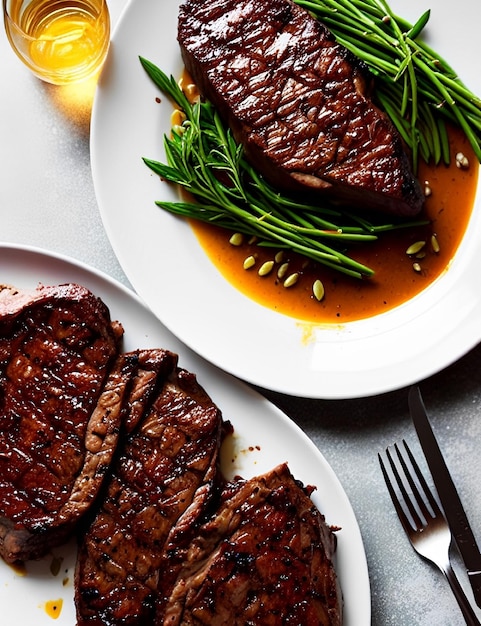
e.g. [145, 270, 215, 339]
[468, 571, 481, 609]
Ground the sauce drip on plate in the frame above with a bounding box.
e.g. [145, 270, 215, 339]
[44, 598, 63, 619]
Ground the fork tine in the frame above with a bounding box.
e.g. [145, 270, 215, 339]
[379, 444, 424, 531]
[394, 440, 437, 527]
[392, 442, 427, 527]
[378, 448, 420, 534]
[401, 439, 442, 517]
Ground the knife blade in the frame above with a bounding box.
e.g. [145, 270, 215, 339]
[409, 385, 481, 608]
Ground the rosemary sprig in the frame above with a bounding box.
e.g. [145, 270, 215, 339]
[295, 0, 481, 167]
[140, 57, 428, 279]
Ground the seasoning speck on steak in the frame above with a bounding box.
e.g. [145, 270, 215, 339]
[178, 0, 424, 217]
[0, 283, 123, 563]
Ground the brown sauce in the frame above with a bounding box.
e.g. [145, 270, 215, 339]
[190, 127, 478, 323]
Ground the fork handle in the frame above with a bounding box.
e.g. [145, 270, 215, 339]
[443, 562, 481, 626]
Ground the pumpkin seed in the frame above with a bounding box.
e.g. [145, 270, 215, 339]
[229, 232, 244, 246]
[431, 234, 440, 253]
[283, 273, 299, 288]
[243, 255, 256, 270]
[277, 262, 289, 279]
[258, 260, 274, 276]
[312, 279, 325, 302]
[406, 240, 426, 256]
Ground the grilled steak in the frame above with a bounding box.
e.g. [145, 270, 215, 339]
[178, 0, 424, 217]
[0, 283, 123, 563]
[163, 462, 342, 625]
[75, 356, 225, 626]
[0, 281, 343, 622]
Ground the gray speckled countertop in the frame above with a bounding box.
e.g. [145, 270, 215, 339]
[2, 2, 481, 624]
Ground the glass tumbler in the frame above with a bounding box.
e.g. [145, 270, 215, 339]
[3, 0, 110, 85]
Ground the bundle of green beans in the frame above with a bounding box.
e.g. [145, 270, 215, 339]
[296, 0, 481, 170]
[141, 58, 426, 279]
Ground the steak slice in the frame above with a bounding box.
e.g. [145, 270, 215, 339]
[163, 463, 342, 626]
[0, 283, 124, 563]
[75, 358, 225, 626]
[178, 0, 424, 217]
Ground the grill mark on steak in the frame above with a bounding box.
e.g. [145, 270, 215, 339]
[163, 463, 342, 625]
[178, 0, 425, 217]
[75, 356, 225, 626]
[0, 283, 123, 563]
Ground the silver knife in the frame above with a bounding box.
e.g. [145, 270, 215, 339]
[409, 385, 481, 608]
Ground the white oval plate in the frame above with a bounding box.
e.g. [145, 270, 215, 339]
[0, 243, 369, 625]
[91, 0, 481, 399]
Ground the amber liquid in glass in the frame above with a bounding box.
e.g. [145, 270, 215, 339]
[6, 0, 110, 84]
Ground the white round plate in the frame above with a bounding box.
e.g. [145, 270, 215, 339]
[91, 0, 481, 399]
[0, 243, 369, 625]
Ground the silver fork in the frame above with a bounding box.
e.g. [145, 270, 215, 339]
[379, 440, 481, 626]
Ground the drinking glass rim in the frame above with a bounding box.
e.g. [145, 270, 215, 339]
[3, 0, 109, 42]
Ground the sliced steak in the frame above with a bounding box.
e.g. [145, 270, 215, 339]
[178, 0, 424, 217]
[0, 283, 124, 563]
[75, 359, 225, 626]
[163, 462, 342, 626]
